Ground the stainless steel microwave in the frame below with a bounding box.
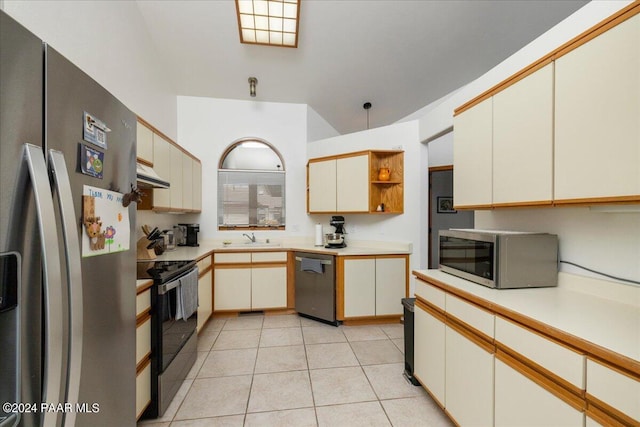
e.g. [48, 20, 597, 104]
[439, 229, 558, 289]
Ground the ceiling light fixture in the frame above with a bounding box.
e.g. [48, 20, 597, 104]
[363, 102, 372, 130]
[249, 77, 258, 97]
[236, 0, 300, 48]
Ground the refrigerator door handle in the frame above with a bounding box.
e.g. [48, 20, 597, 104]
[23, 144, 64, 427]
[48, 149, 83, 427]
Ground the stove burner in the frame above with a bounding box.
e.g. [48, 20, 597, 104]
[137, 260, 196, 282]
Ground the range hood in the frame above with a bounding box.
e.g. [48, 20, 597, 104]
[136, 162, 170, 189]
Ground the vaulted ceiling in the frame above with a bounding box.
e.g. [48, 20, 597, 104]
[136, 0, 588, 135]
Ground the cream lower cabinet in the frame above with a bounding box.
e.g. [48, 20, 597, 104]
[445, 324, 494, 427]
[214, 252, 287, 312]
[495, 357, 584, 427]
[196, 255, 213, 332]
[586, 358, 640, 425]
[414, 301, 445, 407]
[135, 285, 152, 420]
[342, 256, 407, 319]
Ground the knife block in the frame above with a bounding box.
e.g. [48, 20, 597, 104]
[136, 237, 156, 260]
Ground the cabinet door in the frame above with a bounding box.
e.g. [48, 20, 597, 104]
[495, 358, 584, 427]
[136, 123, 153, 164]
[182, 155, 193, 210]
[251, 266, 287, 309]
[453, 97, 493, 208]
[308, 159, 336, 212]
[152, 134, 171, 208]
[493, 63, 553, 205]
[414, 303, 445, 407]
[555, 15, 640, 201]
[445, 325, 494, 426]
[214, 268, 251, 311]
[135, 317, 151, 365]
[374, 257, 406, 316]
[170, 144, 183, 210]
[343, 258, 375, 317]
[136, 362, 151, 419]
[197, 269, 212, 332]
[192, 160, 202, 212]
[336, 154, 369, 212]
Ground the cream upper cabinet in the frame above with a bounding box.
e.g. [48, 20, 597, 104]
[136, 123, 153, 164]
[192, 160, 202, 212]
[336, 154, 369, 212]
[495, 358, 584, 427]
[554, 14, 640, 202]
[169, 144, 183, 210]
[308, 159, 337, 212]
[343, 258, 376, 317]
[182, 154, 193, 210]
[453, 98, 493, 207]
[152, 133, 171, 209]
[493, 63, 554, 205]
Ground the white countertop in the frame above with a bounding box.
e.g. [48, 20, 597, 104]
[413, 269, 640, 366]
[142, 238, 412, 262]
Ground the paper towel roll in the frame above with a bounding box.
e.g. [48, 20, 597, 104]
[314, 223, 324, 246]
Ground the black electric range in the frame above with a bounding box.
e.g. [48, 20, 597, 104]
[136, 260, 196, 283]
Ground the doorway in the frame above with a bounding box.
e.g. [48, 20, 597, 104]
[428, 166, 474, 269]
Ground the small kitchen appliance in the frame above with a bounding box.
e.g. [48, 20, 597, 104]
[179, 223, 200, 247]
[325, 216, 347, 248]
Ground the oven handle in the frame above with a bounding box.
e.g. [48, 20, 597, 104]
[157, 268, 196, 295]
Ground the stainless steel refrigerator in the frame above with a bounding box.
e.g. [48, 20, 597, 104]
[1, 11, 136, 427]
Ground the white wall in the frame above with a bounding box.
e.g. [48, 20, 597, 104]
[404, 0, 640, 285]
[2, 0, 178, 140]
[308, 121, 425, 276]
[307, 106, 340, 142]
[177, 96, 310, 241]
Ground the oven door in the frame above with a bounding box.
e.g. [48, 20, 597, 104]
[157, 270, 198, 372]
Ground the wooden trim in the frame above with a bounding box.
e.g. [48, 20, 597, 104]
[195, 252, 214, 262]
[287, 252, 295, 309]
[495, 341, 585, 399]
[446, 314, 495, 354]
[415, 296, 446, 322]
[454, 2, 640, 115]
[428, 165, 453, 173]
[585, 400, 635, 427]
[587, 356, 640, 386]
[336, 256, 345, 320]
[136, 157, 153, 167]
[213, 262, 252, 269]
[198, 265, 213, 277]
[136, 311, 151, 327]
[250, 262, 287, 269]
[496, 349, 586, 412]
[135, 353, 151, 375]
[341, 315, 402, 326]
[453, 204, 493, 210]
[136, 280, 153, 295]
[412, 271, 640, 378]
[491, 200, 554, 208]
[553, 195, 640, 206]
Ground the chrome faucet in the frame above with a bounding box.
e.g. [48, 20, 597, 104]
[242, 233, 256, 243]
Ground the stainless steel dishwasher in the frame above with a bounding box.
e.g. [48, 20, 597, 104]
[294, 252, 337, 325]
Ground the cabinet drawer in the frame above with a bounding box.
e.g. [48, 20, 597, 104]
[586, 358, 640, 422]
[415, 279, 445, 311]
[197, 254, 212, 271]
[495, 317, 585, 390]
[446, 294, 494, 338]
[136, 317, 151, 365]
[215, 252, 251, 264]
[136, 361, 151, 419]
[252, 251, 287, 263]
[136, 288, 151, 317]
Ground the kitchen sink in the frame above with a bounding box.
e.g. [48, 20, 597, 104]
[222, 241, 281, 248]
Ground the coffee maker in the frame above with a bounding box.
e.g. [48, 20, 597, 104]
[325, 216, 347, 248]
[178, 223, 200, 247]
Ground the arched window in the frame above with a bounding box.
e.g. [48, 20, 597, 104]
[218, 138, 285, 229]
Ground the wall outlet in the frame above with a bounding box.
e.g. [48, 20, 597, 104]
[392, 145, 403, 150]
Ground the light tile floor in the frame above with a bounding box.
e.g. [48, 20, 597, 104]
[138, 314, 454, 427]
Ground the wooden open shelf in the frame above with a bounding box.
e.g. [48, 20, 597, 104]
[369, 150, 404, 214]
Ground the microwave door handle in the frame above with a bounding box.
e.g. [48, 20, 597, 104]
[24, 144, 64, 427]
[49, 149, 83, 427]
